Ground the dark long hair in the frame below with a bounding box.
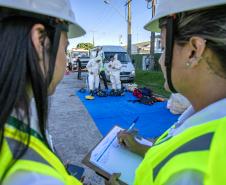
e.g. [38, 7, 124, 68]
[0, 15, 57, 181]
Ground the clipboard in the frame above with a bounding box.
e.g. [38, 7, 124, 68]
[82, 125, 152, 185]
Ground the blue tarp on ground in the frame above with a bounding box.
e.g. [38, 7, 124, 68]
[76, 91, 179, 138]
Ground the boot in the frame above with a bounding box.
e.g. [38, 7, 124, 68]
[90, 90, 94, 96]
[109, 89, 115, 96]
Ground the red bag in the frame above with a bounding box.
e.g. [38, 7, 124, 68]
[133, 88, 143, 98]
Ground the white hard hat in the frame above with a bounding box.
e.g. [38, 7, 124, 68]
[0, 0, 85, 38]
[144, 0, 226, 32]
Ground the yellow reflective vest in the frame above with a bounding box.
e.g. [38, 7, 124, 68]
[134, 116, 226, 185]
[0, 116, 81, 185]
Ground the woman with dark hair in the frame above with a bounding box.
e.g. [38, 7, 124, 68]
[107, 0, 226, 184]
[0, 1, 85, 184]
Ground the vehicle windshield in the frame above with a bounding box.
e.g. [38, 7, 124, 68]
[104, 52, 131, 64]
[72, 51, 89, 58]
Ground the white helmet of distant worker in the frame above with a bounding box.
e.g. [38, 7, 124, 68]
[144, 0, 226, 32]
[0, 0, 85, 38]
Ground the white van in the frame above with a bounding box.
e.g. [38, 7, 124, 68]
[90, 45, 135, 82]
[69, 49, 90, 70]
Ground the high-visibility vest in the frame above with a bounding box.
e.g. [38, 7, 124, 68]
[134, 116, 226, 185]
[0, 116, 82, 185]
[100, 63, 105, 72]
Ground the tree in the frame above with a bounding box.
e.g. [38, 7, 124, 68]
[76, 42, 94, 50]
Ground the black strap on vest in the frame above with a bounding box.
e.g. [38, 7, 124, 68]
[7, 116, 45, 143]
[46, 24, 63, 85]
[165, 17, 177, 93]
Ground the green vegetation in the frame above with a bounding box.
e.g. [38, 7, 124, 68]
[76, 42, 94, 50]
[135, 70, 171, 98]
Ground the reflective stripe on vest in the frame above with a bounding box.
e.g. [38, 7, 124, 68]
[0, 118, 82, 185]
[5, 137, 50, 166]
[204, 118, 226, 185]
[153, 132, 213, 181]
[134, 117, 226, 185]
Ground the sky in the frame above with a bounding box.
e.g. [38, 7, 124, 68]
[69, 0, 152, 49]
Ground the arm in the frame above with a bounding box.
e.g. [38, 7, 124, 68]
[113, 60, 122, 70]
[86, 60, 93, 73]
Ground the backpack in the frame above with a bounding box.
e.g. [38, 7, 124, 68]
[133, 88, 143, 98]
[139, 96, 156, 105]
[139, 87, 152, 97]
[133, 87, 152, 98]
[96, 90, 108, 97]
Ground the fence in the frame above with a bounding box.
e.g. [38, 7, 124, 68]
[131, 53, 162, 71]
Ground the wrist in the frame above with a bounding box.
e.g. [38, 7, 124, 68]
[134, 143, 150, 157]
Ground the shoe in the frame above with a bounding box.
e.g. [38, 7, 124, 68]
[109, 89, 115, 96]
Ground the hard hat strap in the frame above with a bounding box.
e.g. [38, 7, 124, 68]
[47, 25, 62, 85]
[165, 16, 177, 93]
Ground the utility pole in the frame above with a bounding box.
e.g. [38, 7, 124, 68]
[104, 0, 132, 56]
[92, 33, 95, 46]
[150, 0, 156, 70]
[126, 0, 132, 57]
[90, 31, 96, 46]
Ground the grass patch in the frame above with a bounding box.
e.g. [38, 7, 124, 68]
[134, 70, 170, 98]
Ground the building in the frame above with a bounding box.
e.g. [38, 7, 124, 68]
[124, 34, 162, 54]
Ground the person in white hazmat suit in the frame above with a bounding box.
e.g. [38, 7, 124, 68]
[86, 56, 102, 96]
[108, 55, 122, 94]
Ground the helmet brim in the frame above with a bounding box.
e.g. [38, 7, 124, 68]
[144, 18, 161, 33]
[144, 0, 226, 33]
[68, 23, 86, 38]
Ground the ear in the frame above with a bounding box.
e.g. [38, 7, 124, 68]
[187, 36, 206, 68]
[31, 24, 46, 60]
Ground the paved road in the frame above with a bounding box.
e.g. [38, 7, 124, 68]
[48, 71, 104, 184]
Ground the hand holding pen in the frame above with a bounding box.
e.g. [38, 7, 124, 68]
[117, 117, 140, 153]
[117, 116, 151, 157]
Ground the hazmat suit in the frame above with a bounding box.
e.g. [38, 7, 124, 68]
[108, 56, 122, 90]
[86, 56, 101, 95]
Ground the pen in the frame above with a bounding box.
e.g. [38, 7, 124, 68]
[97, 117, 139, 161]
[127, 116, 139, 132]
